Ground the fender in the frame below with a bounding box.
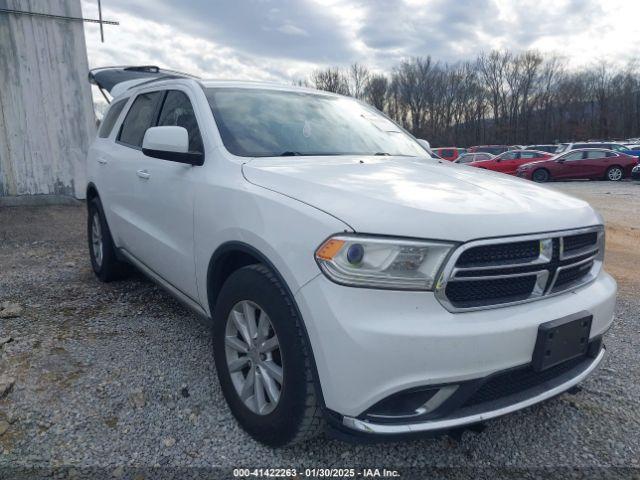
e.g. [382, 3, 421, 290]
[206, 240, 327, 409]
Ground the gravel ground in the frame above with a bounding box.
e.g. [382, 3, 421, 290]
[0, 181, 639, 477]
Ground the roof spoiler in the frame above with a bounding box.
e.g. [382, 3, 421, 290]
[88, 65, 199, 103]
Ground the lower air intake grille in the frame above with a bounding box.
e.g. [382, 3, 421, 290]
[462, 355, 589, 408]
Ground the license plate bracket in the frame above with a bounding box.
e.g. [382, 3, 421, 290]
[532, 312, 592, 372]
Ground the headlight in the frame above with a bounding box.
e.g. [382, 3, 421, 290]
[315, 235, 454, 290]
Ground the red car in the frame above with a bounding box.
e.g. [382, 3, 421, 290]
[516, 148, 639, 182]
[467, 145, 517, 155]
[469, 150, 552, 175]
[432, 147, 466, 161]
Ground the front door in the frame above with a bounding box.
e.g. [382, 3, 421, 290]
[128, 89, 206, 300]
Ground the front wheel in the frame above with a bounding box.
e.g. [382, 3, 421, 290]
[606, 166, 624, 181]
[212, 264, 323, 447]
[532, 168, 550, 183]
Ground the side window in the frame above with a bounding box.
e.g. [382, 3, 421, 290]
[520, 152, 537, 158]
[501, 152, 517, 160]
[605, 151, 618, 157]
[563, 151, 585, 161]
[118, 91, 163, 148]
[98, 98, 128, 138]
[157, 91, 204, 154]
[585, 150, 606, 159]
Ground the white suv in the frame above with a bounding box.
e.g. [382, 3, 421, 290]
[87, 67, 616, 447]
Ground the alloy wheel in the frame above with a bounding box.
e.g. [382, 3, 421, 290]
[608, 167, 623, 181]
[224, 300, 283, 415]
[91, 213, 103, 268]
[533, 169, 549, 182]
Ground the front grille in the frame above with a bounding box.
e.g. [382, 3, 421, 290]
[437, 227, 603, 311]
[554, 261, 594, 289]
[457, 240, 540, 267]
[445, 276, 537, 308]
[462, 355, 589, 408]
[563, 232, 598, 253]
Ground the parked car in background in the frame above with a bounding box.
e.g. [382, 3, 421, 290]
[454, 152, 494, 164]
[470, 150, 552, 175]
[524, 144, 560, 154]
[557, 142, 633, 155]
[468, 145, 516, 155]
[622, 144, 640, 158]
[516, 148, 638, 182]
[432, 147, 466, 161]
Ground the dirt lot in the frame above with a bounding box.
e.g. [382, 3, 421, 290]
[547, 181, 640, 292]
[0, 181, 639, 477]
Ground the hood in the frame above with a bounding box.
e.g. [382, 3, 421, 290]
[242, 156, 601, 241]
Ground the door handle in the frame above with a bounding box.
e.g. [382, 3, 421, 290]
[136, 169, 151, 180]
[97, 157, 108, 165]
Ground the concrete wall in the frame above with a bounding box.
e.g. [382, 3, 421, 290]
[0, 0, 96, 199]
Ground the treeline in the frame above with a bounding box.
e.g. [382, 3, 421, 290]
[301, 51, 640, 147]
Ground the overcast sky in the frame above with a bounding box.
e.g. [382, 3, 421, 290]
[82, 0, 640, 87]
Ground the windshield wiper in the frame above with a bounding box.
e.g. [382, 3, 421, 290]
[279, 151, 302, 156]
[374, 152, 391, 156]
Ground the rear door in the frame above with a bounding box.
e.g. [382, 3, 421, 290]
[582, 150, 610, 178]
[494, 151, 518, 173]
[109, 91, 165, 248]
[128, 88, 206, 299]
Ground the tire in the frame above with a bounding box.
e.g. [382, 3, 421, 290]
[212, 264, 323, 447]
[87, 197, 130, 282]
[532, 168, 550, 183]
[605, 166, 624, 181]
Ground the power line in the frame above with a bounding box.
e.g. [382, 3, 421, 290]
[0, 4, 119, 42]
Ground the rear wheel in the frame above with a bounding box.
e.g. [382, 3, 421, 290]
[532, 168, 550, 183]
[87, 197, 130, 282]
[606, 166, 624, 181]
[212, 264, 323, 447]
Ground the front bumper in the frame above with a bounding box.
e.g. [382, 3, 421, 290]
[295, 271, 616, 426]
[341, 345, 604, 435]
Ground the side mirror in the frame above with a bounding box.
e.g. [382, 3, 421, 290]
[556, 158, 565, 163]
[142, 126, 204, 166]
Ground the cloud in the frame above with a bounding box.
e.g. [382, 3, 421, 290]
[275, 24, 309, 36]
[82, 0, 640, 96]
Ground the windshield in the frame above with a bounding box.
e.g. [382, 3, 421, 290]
[205, 88, 427, 158]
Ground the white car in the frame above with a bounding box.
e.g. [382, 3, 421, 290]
[87, 67, 616, 447]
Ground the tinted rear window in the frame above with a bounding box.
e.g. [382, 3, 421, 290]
[98, 98, 128, 138]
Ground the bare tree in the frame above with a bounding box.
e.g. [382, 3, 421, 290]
[364, 74, 388, 111]
[349, 63, 370, 100]
[311, 67, 350, 95]
[303, 50, 640, 146]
